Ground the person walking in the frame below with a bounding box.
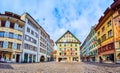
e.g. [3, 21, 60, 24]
[99, 56, 103, 63]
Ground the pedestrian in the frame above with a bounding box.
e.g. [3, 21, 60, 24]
[99, 56, 103, 63]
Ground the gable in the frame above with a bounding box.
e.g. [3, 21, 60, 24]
[56, 30, 80, 43]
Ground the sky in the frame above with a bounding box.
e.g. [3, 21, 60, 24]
[0, 0, 113, 47]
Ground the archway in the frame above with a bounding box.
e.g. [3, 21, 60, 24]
[40, 55, 45, 62]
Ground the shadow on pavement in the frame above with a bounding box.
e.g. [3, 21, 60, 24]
[82, 62, 120, 67]
[0, 63, 14, 69]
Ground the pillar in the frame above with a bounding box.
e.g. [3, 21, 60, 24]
[56, 56, 58, 62]
[27, 54, 29, 63]
[78, 56, 80, 62]
[32, 54, 33, 63]
[19, 53, 21, 63]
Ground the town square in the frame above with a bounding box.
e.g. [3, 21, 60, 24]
[0, 62, 120, 73]
[0, 0, 120, 73]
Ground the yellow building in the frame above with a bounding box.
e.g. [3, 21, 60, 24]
[0, 12, 24, 62]
[94, 0, 120, 63]
[56, 30, 81, 62]
[95, 7, 115, 63]
[111, 0, 120, 63]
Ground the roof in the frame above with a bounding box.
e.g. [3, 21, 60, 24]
[55, 30, 81, 44]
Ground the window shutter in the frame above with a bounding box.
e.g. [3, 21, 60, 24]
[3, 41, 8, 49]
[14, 23, 18, 30]
[12, 42, 17, 49]
[5, 20, 10, 28]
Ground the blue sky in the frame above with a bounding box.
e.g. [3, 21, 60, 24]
[0, 0, 113, 45]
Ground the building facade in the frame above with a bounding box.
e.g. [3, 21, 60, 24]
[89, 26, 98, 62]
[111, 0, 120, 63]
[21, 13, 39, 63]
[81, 0, 120, 63]
[21, 13, 53, 63]
[0, 11, 54, 63]
[80, 37, 88, 61]
[39, 28, 51, 62]
[56, 30, 81, 62]
[95, 7, 115, 63]
[0, 12, 24, 63]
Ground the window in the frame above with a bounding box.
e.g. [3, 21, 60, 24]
[59, 44, 61, 46]
[33, 39, 37, 44]
[64, 48, 66, 51]
[24, 43, 28, 49]
[64, 53, 66, 55]
[13, 55, 15, 59]
[64, 44, 66, 46]
[9, 32, 14, 38]
[27, 27, 30, 33]
[17, 44, 21, 50]
[98, 31, 100, 36]
[71, 48, 72, 51]
[8, 42, 12, 48]
[10, 22, 14, 29]
[1, 20, 6, 27]
[102, 26, 105, 32]
[59, 53, 61, 55]
[101, 34, 106, 42]
[75, 48, 77, 51]
[98, 38, 101, 44]
[108, 20, 111, 27]
[75, 44, 77, 47]
[59, 48, 62, 51]
[31, 30, 34, 35]
[71, 44, 72, 46]
[0, 31, 4, 37]
[35, 32, 38, 37]
[0, 41, 3, 47]
[18, 25, 22, 31]
[108, 30, 112, 37]
[18, 35, 22, 40]
[25, 35, 30, 41]
[75, 53, 77, 55]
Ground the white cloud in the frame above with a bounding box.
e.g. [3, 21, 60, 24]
[0, 0, 113, 49]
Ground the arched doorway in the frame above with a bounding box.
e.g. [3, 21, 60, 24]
[40, 55, 45, 62]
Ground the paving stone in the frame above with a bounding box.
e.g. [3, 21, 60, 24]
[0, 62, 120, 73]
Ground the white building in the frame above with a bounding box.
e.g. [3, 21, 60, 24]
[38, 29, 50, 62]
[21, 13, 40, 63]
[21, 13, 53, 63]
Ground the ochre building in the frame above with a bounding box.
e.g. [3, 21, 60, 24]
[0, 12, 24, 62]
[56, 30, 81, 62]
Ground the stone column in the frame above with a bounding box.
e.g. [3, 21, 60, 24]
[19, 53, 21, 63]
[32, 54, 33, 63]
[56, 56, 58, 62]
[27, 54, 29, 63]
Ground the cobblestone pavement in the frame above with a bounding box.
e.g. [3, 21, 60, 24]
[0, 62, 120, 73]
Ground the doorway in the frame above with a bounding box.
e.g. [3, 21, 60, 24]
[40, 55, 45, 62]
[16, 54, 20, 63]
